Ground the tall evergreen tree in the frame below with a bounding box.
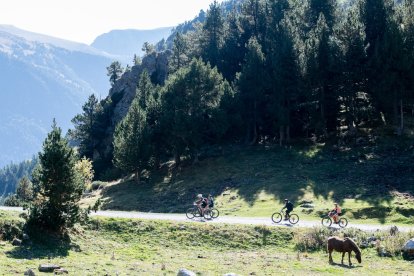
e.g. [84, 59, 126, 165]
[71, 94, 101, 159]
[306, 0, 337, 30]
[170, 32, 189, 73]
[237, 37, 267, 144]
[201, 0, 224, 67]
[220, 11, 246, 82]
[113, 96, 151, 183]
[29, 121, 84, 232]
[305, 14, 339, 136]
[162, 58, 228, 164]
[267, 11, 302, 144]
[107, 61, 124, 86]
[337, 7, 369, 134]
[16, 176, 33, 203]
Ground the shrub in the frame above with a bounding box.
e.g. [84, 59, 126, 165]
[294, 227, 333, 252]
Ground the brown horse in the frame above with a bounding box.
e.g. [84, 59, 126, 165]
[327, 236, 362, 266]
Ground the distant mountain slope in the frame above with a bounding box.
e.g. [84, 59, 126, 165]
[91, 27, 172, 64]
[0, 25, 113, 167]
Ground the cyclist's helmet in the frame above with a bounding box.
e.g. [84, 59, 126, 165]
[197, 194, 203, 198]
[284, 198, 288, 202]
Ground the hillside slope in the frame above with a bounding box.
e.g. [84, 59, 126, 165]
[84, 138, 414, 225]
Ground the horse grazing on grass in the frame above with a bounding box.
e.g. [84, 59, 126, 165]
[327, 236, 361, 266]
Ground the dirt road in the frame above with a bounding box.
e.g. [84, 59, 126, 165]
[1, 206, 412, 232]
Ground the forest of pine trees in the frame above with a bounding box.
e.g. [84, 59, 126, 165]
[71, 0, 414, 180]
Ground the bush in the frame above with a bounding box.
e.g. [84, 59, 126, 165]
[100, 168, 122, 181]
[3, 194, 21, 207]
[294, 227, 333, 252]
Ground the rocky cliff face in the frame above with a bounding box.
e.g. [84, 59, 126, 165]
[109, 50, 170, 126]
[96, 50, 171, 169]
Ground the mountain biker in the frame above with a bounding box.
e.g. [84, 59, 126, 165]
[195, 194, 207, 216]
[207, 194, 214, 208]
[329, 203, 342, 223]
[282, 199, 294, 220]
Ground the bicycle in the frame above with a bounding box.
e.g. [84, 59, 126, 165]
[204, 207, 220, 219]
[271, 210, 299, 224]
[321, 211, 348, 228]
[186, 205, 203, 219]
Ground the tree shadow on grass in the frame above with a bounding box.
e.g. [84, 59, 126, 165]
[5, 231, 76, 259]
[100, 142, 414, 224]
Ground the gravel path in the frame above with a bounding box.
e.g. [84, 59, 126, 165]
[2, 206, 412, 232]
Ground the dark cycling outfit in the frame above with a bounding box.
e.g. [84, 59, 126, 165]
[284, 201, 293, 217]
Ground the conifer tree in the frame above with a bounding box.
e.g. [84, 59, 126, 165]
[201, 0, 224, 67]
[106, 61, 124, 86]
[16, 176, 33, 203]
[237, 37, 267, 144]
[162, 58, 228, 164]
[220, 11, 246, 82]
[28, 121, 84, 232]
[113, 94, 151, 183]
[71, 94, 100, 159]
[337, 7, 369, 134]
[170, 32, 189, 73]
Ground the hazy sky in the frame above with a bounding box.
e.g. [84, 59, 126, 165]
[0, 0, 221, 44]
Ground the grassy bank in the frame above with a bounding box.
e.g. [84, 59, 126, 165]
[82, 137, 414, 225]
[1, 211, 413, 275]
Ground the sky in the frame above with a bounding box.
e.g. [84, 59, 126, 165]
[0, 0, 222, 44]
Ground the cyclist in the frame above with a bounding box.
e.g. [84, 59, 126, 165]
[282, 198, 294, 220]
[329, 203, 342, 223]
[195, 194, 207, 216]
[207, 194, 214, 208]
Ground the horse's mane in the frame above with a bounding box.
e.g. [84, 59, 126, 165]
[345, 237, 361, 254]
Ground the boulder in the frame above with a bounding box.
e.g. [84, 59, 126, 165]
[11, 238, 22, 246]
[22, 233, 30, 240]
[24, 269, 36, 276]
[53, 268, 69, 274]
[177, 268, 196, 276]
[38, 264, 60, 273]
[402, 239, 414, 256]
[300, 203, 314, 209]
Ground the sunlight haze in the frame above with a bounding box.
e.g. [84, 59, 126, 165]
[0, 0, 222, 44]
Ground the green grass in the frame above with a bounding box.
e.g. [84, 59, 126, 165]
[83, 136, 414, 225]
[1, 211, 413, 275]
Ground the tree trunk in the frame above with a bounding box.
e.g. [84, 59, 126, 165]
[174, 152, 181, 167]
[279, 126, 285, 146]
[249, 121, 258, 145]
[393, 98, 400, 135]
[320, 86, 327, 137]
[399, 99, 404, 136]
[286, 125, 290, 144]
[192, 150, 199, 165]
[135, 169, 140, 184]
[154, 154, 160, 170]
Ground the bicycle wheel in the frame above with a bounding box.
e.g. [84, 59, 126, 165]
[271, 212, 283, 223]
[211, 208, 219, 219]
[203, 209, 212, 220]
[186, 207, 196, 219]
[321, 217, 332, 227]
[338, 218, 348, 228]
[289, 214, 299, 224]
